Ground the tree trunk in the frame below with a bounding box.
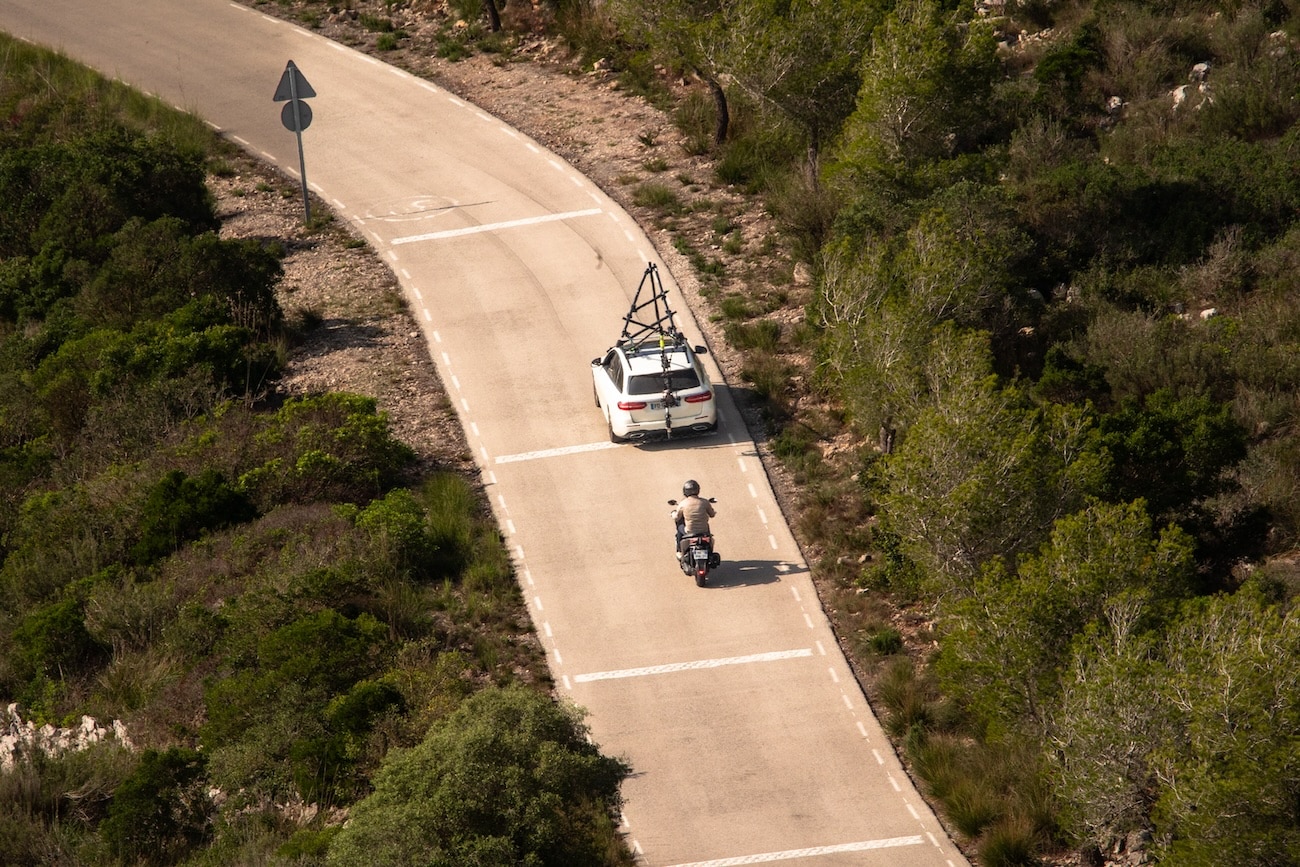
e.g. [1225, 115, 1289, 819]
[483, 0, 501, 32]
[702, 73, 729, 147]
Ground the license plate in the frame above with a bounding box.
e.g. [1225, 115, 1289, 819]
[649, 402, 662, 411]
[693, 550, 709, 560]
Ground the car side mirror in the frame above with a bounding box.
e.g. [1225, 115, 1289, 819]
[694, 345, 708, 355]
[591, 358, 601, 366]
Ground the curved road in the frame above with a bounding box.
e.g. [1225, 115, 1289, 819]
[0, 3, 968, 865]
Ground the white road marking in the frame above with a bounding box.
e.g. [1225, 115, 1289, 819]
[790, 587, 801, 603]
[748, 483, 757, 498]
[804, 613, 815, 629]
[553, 648, 563, 665]
[664, 836, 925, 867]
[889, 774, 901, 792]
[857, 722, 869, 738]
[842, 695, 853, 710]
[411, 286, 422, 301]
[495, 492, 506, 511]
[873, 749, 884, 764]
[928, 832, 940, 847]
[562, 675, 571, 690]
[433, 330, 442, 343]
[758, 508, 767, 525]
[231, 135, 249, 146]
[441, 352, 450, 364]
[907, 802, 920, 820]
[738, 457, 748, 472]
[400, 268, 410, 279]
[573, 649, 812, 683]
[828, 668, 839, 683]
[422, 308, 431, 322]
[769, 534, 778, 549]
[451, 376, 461, 390]
[533, 595, 543, 611]
[815, 640, 825, 655]
[390, 208, 602, 245]
[506, 520, 515, 535]
[496, 440, 619, 464]
[543, 622, 552, 637]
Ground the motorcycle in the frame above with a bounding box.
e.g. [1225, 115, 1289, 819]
[668, 498, 720, 586]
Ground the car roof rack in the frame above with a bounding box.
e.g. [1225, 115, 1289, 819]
[617, 263, 687, 354]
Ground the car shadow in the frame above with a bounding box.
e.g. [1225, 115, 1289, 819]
[700, 559, 808, 588]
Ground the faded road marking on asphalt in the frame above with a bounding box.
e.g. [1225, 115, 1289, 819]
[664, 836, 925, 866]
[390, 208, 602, 245]
[573, 649, 813, 683]
[496, 441, 619, 464]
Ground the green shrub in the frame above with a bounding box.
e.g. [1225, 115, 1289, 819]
[977, 816, 1040, 866]
[724, 319, 781, 352]
[101, 748, 212, 866]
[131, 468, 257, 564]
[946, 779, 1005, 839]
[631, 182, 683, 214]
[326, 684, 629, 867]
[12, 596, 108, 684]
[359, 13, 394, 32]
[719, 295, 752, 320]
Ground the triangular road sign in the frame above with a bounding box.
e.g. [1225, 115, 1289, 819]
[273, 60, 316, 102]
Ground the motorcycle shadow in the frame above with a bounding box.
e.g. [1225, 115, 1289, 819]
[702, 559, 807, 589]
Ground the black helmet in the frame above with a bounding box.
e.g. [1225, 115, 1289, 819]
[683, 479, 700, 497]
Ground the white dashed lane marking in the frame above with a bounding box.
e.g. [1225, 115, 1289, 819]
[663, 836, 925, 867]
[390, 208, 601, 245]
[573, 649, 812, 683]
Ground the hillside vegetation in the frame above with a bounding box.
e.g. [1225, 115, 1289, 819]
[0, 35, 631, 866]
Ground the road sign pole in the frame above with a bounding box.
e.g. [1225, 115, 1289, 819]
[288, 68, 311, 222]
[274, 60, 317, 224]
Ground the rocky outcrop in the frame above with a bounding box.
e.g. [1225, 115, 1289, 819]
[0, 703, 132, 771]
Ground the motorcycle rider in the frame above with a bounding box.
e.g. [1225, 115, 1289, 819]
[673, 479, 715, 557]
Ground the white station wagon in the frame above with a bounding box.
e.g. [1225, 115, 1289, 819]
[591, 337, 718, 442]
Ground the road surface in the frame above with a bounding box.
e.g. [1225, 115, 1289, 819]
[0, 3, 969, 864]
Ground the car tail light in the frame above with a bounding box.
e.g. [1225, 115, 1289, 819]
[617, 400, 648, 410]
[684, 391, 712, 404]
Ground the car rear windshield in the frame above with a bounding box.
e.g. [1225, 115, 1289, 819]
[628, 370, 701, 395]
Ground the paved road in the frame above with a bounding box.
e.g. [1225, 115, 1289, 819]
[0, 3, 968, 864]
